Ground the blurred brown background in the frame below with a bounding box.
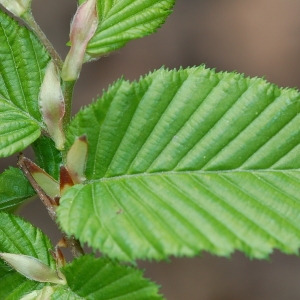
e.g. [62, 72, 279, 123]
[3, 0, 300, 299]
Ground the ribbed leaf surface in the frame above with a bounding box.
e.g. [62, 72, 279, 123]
[0, 10, 50, 156]
[51, 255, 163, 300]
[0, 213, 55, 299]
[85, 0, 175, 57]
[59, 66, 300, 261]
[0, 99, 41, 157]
[0, 167, 35, 210]
[32, 136, 62, 180]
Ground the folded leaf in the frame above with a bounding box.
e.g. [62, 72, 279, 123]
[0, 10, 50, 157]
[59, 66, 300, 261]
[0, 167, 35, 210]
[51, 255, 163, 300]
[84, 0, 175, 58]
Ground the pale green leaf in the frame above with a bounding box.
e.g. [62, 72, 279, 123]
[51, 255, 163, 300]
[0, 167, 35, 210]
[59, 66, 300, 261]
[0, 212, 56, 299]
[0, 9, 51, 156]
[85, 0, 175, 57]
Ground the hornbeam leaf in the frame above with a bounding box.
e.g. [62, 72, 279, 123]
[0, 10, 51, 157]
[59, 66, 300, 261]
[0, 167, 35, 210]
[32, 136, 62, 180]
[0, 212, 56, 299]
[84, 0, 175, 58]
[0, 99, 41, 157]
[51, 255, 163, 300]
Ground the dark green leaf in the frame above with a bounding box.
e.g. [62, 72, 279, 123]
[32, 136, 62, 180]
[0, 167, 35, 210]
[52, 255, 163, 300]
[0, 10, 51, 157]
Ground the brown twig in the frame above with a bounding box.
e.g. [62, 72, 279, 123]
[17, 154, 84, 257]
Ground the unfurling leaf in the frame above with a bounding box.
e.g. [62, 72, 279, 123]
[39, 61, 65, 150]
[0, 253, 66, 284]
[62, 0, 98, 81]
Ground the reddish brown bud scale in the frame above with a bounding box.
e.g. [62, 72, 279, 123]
[60, 165, 74, 195]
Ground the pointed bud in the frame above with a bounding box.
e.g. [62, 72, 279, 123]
[21, 157, 60, 199]
[61, 0, 98, 81]
[66, 135, 88, 184]
[0, 0, 32, 17]
[39, 61, 65, 150]
[0, 253, 66, 284]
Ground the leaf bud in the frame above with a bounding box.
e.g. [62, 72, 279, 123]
[61, 0, 98, 81]
[39, 61, 65, 150]
[66, 135, 88, 184]
[0, 0, 32, 17]
[0, 253, 66, 284]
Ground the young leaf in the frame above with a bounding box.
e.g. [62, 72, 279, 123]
[51, 255, 163, 300]
[0, 9, 51, 157]
[0, 167, 35, 210]
[83, 0, 175, 58]
[0, 212, 56, 298]
[39, 61, 65, 149]
[59, 66, 300, 261]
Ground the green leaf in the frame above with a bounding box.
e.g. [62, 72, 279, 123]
[0, 260, 43, 300]
[0, 10, 51, 157]
[0, 212, 56, 299]
[85, 0, 175, 57]
[0, 99, 41, 157]
[0, 167, 35, 210]
[59, 66, 300, 261]
[32, 136, 62, 180]
[51, 255, 163, 300]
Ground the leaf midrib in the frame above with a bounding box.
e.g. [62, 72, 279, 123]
[87, 168, 300, 183]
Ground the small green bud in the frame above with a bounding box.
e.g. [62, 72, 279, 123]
[0, 0, 32, 17]
[0, 253, 66, 284]
[66, 135, 88, 184]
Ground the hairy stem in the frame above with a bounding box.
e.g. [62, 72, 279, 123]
[62, 80, 76, 131]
